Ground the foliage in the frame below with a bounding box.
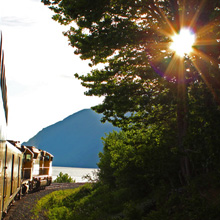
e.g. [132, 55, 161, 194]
[40, 0, 220, 219]
[42, 0, 220, 179]
[53, 172, 75, 183]
[32, 183, 126, 220]
[31, 188, 74, 219]
[41, 0, 220, 127]
[98, 128, 180, 192]
[144, 174, 220, 220]
[33, 175, 220, 220]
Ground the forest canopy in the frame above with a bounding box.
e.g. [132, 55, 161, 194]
[42, 0, 220, 179]
[41, 0, 220, 122]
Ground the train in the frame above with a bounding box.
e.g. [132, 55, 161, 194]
[0, 33, 54, 219]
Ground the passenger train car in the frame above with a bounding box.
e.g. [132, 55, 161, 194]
[0, 33, 53, 219]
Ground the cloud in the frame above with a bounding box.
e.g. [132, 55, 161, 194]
[1, 16, 34, 27]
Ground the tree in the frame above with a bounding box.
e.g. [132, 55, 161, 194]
[42, 0, 220, 182]
[98, 127, 180, 193]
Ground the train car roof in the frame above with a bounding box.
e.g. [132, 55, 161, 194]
[6, 140, 23, 154]
[7, 140, 21, 148]
[26, 146, 41, 154]
[7, 141, 34, 155]
[40, 149, 54, 158]
[8, 142, 53, 158]
[21, 145, 34, 156]
[45, 151, 54, 158]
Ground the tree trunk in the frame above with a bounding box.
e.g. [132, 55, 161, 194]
[177, 59, 190, 183]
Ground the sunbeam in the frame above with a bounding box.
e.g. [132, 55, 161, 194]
[150, 1, 219, 93]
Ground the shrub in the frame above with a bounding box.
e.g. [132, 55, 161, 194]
[53, 172, 75, 183]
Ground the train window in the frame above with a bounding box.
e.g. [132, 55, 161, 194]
[26, 154, 31, 161]
[45, 156, 50, 161]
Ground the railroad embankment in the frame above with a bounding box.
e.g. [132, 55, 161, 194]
[4, 183, 84, 220]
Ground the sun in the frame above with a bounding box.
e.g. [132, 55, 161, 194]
[170, 28, 196, 57]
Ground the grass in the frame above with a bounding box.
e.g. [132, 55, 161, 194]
[31, 173, 220, 220]
[31, 189, 76, 219]
[31, 184, 93, 220]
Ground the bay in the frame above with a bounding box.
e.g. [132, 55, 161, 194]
[52, 166, 99, 183]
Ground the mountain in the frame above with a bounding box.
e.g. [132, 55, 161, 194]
[23, 109, 120, 168]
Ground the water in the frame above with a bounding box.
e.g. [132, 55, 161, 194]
[52, 166, 99, 182]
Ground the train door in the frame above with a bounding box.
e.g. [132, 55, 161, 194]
[39, 152, 44, 175]
[0, 141, 6, 219]
[22, 151, 33, 179]
[3, 144, 7, 207]
[2, 143, 8, 215]
[17, 157, 20, 188]
[10, 154, 14, 196]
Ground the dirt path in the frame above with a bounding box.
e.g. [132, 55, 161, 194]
[3, 183, 84, 220]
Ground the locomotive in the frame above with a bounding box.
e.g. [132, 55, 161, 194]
[0, 33, 53, 219]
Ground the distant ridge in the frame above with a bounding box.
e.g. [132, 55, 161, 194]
[23, 109, 120, 168]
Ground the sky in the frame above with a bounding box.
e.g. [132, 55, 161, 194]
[0, 0, 103, 142]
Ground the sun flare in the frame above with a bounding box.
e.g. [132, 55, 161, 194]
[170, 28, 196, 57]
